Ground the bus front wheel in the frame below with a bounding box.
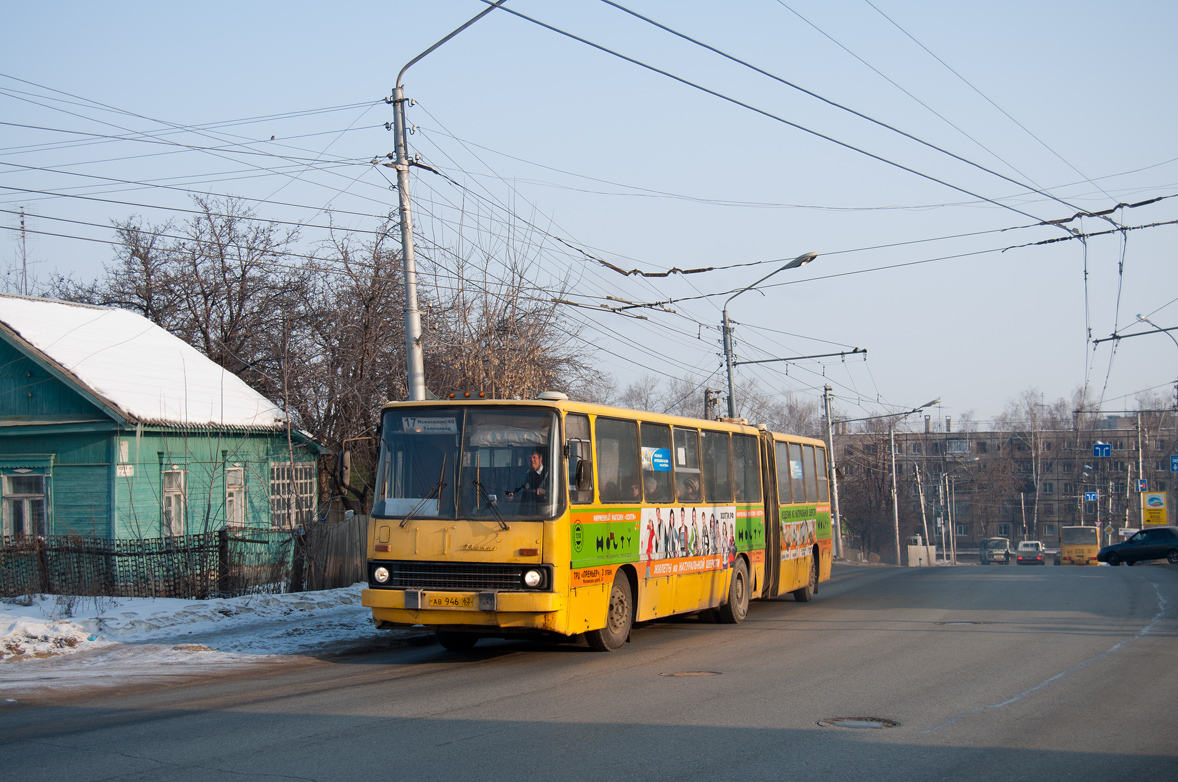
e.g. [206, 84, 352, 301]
[719, 559, 750, 624]
[586, 573, 632, 651]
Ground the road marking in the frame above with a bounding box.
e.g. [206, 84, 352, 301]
[920, 577, 1167, 735]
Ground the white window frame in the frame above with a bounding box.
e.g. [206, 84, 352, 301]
[3, 473, 48, 538]
[226, 467, 245, 527]
[270, 461, 315, 529]
[163, 469, 186, 536]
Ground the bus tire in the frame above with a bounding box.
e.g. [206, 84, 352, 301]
[793, 555, 818, 603]
[586, 572, 632, 651]
[718, 559, 750, 624]
[436, 631, 479, 651]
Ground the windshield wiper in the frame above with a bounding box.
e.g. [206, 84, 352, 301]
[473, 479, 509, 530]
[400, 457, 447, 528]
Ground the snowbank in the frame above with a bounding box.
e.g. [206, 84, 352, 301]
[0, 585, 421, 699]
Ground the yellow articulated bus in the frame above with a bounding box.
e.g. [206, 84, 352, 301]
[1059, 525, 1100, 566]
[361, 392, 832, 651]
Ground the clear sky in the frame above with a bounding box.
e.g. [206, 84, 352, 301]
[3, 1, 1176, 426]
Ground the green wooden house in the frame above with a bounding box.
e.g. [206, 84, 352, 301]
[0, 294, 322, 540]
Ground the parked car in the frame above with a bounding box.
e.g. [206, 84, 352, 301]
[979, 536, 1013, 565]
[1097, 526, 1178, 566]
[1015, 540, 1046, 565]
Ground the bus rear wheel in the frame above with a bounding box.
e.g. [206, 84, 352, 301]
[719, 559, 750, 624]
[436, 631, 479, 651]
[586, 573, 632, 651]
[793, 555, 818, 602]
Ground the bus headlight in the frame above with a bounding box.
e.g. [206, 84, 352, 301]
[523, 569, 543, 588]
[373, 566, 390, 584]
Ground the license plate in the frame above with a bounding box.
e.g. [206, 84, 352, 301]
[427, 594, 475, 609]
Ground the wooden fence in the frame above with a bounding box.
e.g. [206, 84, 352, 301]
[0, 513, 368, 599]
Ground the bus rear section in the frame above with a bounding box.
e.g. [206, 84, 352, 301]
[1060, 525, 1100, 565]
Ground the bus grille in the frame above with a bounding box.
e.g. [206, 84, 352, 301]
[379, 561, 530, 591]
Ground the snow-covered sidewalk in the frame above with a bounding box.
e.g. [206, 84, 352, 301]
[0, 585, 423, 701]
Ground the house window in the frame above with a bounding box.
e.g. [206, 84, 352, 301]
[997, 523, 1010, 537]
[271, 461, 315, 528]
[977, 441, 988, 454]
[1044, 503, 1054, 515]
[3, 474, 47, 537]
[1043, 523, 1056, 537]
[1158, 481, 1167, 492]
[226, 467, 245, 527]
[162, 470, 186, 536]
[1043, 482, 1054, 494]
[910, 443, 922, 455]
[955, 524, 968, 537]
[947, 439, 968, 454]
[1062, 462, 1074, 473]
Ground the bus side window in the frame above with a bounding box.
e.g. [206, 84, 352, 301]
[672, 427, 701, 502]
[566, 413, 593, 504]
[640, 422, 674, 503]
[701, 430, 733, 504]
[814, 445, 829, 502]
[775, 441, 792, 504]
[733, 434, 762, 503]
[803, 445, 818, 503]
[597, 417, 641, 503]
[789, 443, 806, 503]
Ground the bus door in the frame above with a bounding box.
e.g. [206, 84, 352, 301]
[760, 432, 781, 598]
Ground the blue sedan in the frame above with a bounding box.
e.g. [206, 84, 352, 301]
[1097, 526, 1178, 566]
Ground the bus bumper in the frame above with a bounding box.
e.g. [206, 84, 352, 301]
[362, 588, 565, 632]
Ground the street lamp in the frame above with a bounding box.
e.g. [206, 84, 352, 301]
[391, 1, 507, 401]
[1137, 314, 1178, 352]
[722, 252, 817, 418]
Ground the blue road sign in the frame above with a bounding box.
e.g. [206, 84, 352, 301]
[1085, 492, 1098, 502]
[1171, 454, 1178, 472]
[1094, 443, 1112, 458]
[1138, 479, 1148, 492]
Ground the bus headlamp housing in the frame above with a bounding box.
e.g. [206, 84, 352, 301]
[523, 569, 544, 588]
[373, 566, 390, 584]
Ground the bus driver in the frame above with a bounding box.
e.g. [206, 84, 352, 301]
[506, 447, 549, 508]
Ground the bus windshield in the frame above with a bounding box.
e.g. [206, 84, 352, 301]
[1061, 526, 1099, 545]
[373, 406, 561, 521]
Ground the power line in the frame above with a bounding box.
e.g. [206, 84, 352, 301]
[480, 1, 1064, 227]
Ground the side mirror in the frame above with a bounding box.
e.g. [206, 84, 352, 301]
[575, 459, 590, 491]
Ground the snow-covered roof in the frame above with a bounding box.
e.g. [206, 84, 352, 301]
[0, 295, 287, 429]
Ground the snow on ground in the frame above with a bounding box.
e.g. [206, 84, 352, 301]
[0, 585, 424, 701]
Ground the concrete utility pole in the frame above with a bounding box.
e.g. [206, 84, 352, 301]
[391, 1, 506, 401]
[891, 426, 901, 565]
[823, 385, 843, 558]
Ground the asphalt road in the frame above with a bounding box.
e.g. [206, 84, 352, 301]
[3, 562, 1176, 781]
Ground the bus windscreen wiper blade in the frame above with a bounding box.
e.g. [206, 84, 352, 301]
[400, 457, 446, 528]
[473, 479, 509, 530]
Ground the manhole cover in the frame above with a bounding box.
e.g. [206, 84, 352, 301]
[818, 717, 899, 729]
[660, 671, 722, 677]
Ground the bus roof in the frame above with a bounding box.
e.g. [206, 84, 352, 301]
[378, 395, 827, 446]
